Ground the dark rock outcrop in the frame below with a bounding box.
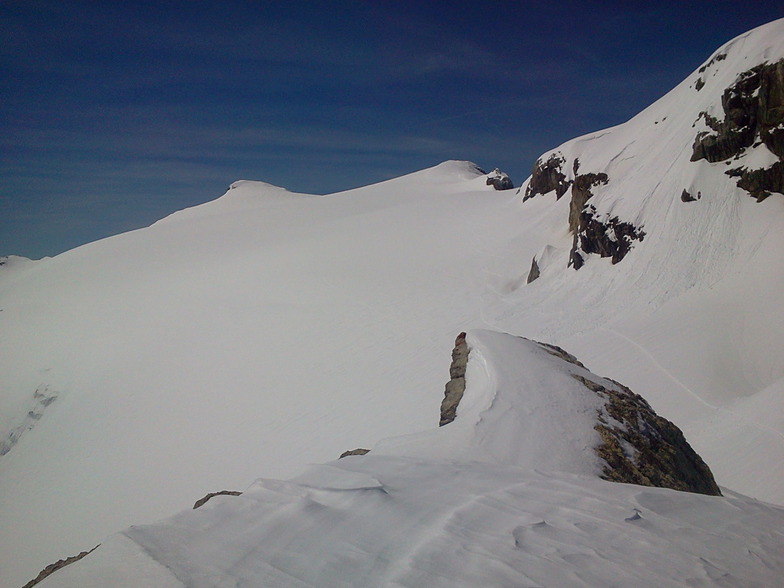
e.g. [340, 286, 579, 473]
[573, 374, 722, 496]
[439, 332, 469, 426]
[694, 52, 727, 93]
[570, 206, 646, 270]
[526, 256, 540, 284]
[564, 163, 646, 269]
[523, 153, 570, 201]
[193, 490, 243, 510]
[485, 168, 514, 190]
[339, 448, 370, 459]
[536, 341, 586, 369]
[726, 160, 784, 201]
[568, 171, 608, 234]
[22, 545, 100, 588]
[698, 52, 727, 74]
[690, 59, 784, 200]
[523, 154, 643, 270]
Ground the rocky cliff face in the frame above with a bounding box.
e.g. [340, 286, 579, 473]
[691, 59, 784, 201]
[524, 155, 645, 271]
[574, 374, 721, 495]
[523, 154, 570, 200]
[521, 31, 784, 285]
[570, 207, 646, 270]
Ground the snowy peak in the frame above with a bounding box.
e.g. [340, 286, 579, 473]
[521, 18, 784, 279]
[327, 160, 503, 197]
[425, 159, 486, 178]
[153, 179, 314, 225]
[158, 160, 507, 226]
[392, 159, 487, 183]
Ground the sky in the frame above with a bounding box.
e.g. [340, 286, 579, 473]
[2, 1, 783, 259]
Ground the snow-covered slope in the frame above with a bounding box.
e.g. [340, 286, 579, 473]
[35, 331, 784, 587]
[484, 18, 784, 504]
[3, 18, 784, 588]
[1, 162, 546, 587]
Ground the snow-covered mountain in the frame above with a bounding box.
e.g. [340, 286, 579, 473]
[3, 17, 784, 588]
[498, 17, 784, 506]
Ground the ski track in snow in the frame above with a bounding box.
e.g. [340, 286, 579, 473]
[600, 326, 784, 446]
[598, 327, 714, 410]
[0, 385, 58, 457]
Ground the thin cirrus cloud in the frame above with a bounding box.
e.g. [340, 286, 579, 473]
[3, 1, 784, 259]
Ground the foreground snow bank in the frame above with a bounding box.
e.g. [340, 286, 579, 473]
[40, 460, 784, 588]
[377, 331, 720, 495]
[36, 331, 763, 587]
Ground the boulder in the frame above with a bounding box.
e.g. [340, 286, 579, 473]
[485, 168, 514, 190]
[575, 374, 721, 496]
[680, 189, 701, 202]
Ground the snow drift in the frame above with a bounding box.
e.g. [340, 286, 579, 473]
[34, 331, 782, 587]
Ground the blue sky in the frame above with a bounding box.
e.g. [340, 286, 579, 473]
[2, 1, 783, 258]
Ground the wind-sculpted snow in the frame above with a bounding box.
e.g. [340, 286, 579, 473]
[34, 331, 780, 587]
[383, 331, 719, 495]
[37, 464, 784, 588]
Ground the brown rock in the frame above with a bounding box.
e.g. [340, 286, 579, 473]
[193, 490, 243, 509]
[22, 545, 100, 588]
[572, 374, 721, 496]
[524, 153, 571, 201]
[439, 332, 469, 426]
[339, 448, 370, 459]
